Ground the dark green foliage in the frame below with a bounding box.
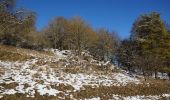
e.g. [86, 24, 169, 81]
[117, 12, 170, 77]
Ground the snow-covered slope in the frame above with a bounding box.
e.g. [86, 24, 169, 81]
[0, 45, 170, 100]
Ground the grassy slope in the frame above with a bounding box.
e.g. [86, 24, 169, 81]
[0, 45, 54, 61]
[0, 44, 170, 100]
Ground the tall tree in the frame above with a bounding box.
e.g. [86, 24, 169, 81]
[129, 12, 169, 77]
[0, 0, 21, 45]
[91, 29, 119, 61]
[44, 17, 68, 49]
[68, 17, 90, 54]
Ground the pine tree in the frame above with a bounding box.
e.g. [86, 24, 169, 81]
[130, 12, 169, 77]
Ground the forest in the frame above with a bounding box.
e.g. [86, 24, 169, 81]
[0, 0, 170, 79]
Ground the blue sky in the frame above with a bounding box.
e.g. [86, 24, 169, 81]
[17, 0, 170, 39]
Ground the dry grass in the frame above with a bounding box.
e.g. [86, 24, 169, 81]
[62, 64, 121, 75]
[0, 82, 18, 89]
[72, 79, 170, 99]
[0, 45, 32, 61]
[0, 77, 170, 100]
[0, 44, 170, 99]
[0, 67, 5, 75]
[63, 67, 84, 74]
[51, 83, 74, 92]
[0, 50, 31, 61]
[1, 92, 60, 100]
[0, 44, 54, 61]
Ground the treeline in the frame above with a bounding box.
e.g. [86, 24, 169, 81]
[43, 17, 118, 61]
[1, 0, 170, 78]
[0, 0, 118, 61]
[117, 12, 170, 78]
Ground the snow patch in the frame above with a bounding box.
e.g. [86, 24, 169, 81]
[85, 97, 100, 100]
[36, 84, 60, 96]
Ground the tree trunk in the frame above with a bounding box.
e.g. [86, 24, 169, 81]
[154, 71, 158, 79]
[168, 72, 170, 80]
[143, 70, 146, 81]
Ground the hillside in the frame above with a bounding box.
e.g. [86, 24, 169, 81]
[0, 44, 170, 100]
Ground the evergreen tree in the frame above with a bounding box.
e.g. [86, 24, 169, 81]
[130, 12, 169, 77]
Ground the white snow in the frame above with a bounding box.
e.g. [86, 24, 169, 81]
[0, 58, 141, 97]
[112, 73, 140, 86]
[157, 72, 169, 80]
[85, 97, 100, 100]
[0, 95, 3, 99]
[2, 89, 17, 95]
[1, 48, 168, 99]
[103, 61, 110, 66]
[0, 60, 13, 68]
[45, 49, 68, 59]
[36, 84, 60, 96]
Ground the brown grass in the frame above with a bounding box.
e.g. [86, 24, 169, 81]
[0, 82, 18, 89]
[0, 44, 170, 99]
[51, 83, 74, 92]
[0, 50, 31, 61]
[0, 79, 170, 100]
[72, 79, 170, 99]
[0, 44, 54, 61]
[63, 67, 83, 74]
[0, 67, 5, 75]
[1, 92, 60, 100]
